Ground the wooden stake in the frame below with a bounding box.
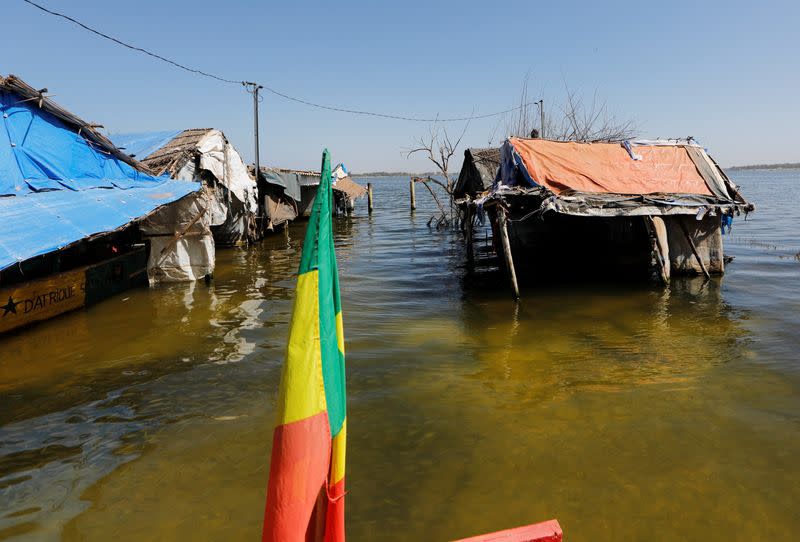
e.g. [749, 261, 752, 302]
[497, 208, 520, 299]
[409, 178, 416, 211]
[465, 203, 474, 265]
[367, 182, 374, 215]
[678, 219, 710, 279]
[645, 216, 670, 284]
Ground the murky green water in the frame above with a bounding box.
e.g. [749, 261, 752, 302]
[1, 171, 799, 541]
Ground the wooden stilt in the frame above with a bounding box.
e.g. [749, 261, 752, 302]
[645, 216, 670, 284]
[678, 219, 710, 279]
[367, 182, 374, 215]
[465, 203, 474, 266]
[497, 208, 520, 300]
[409, 178, 416, 211]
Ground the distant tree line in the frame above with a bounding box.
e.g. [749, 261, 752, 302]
[351, 171, 451, 178]
[727, 162, 800, 171]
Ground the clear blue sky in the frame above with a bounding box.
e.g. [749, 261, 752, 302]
[3, 0, 799, 171]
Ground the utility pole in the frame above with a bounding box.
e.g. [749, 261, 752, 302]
[244, 82, 264, 218]
[242, 81, 267, 228]
[538, 99, 545, 139]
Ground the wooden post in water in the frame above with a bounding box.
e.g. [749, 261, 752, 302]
[645, 216, 670, 284]
[465, 203, 474, 266]
[367, 183, 374, 215]
[678, 219, 710, 280]
[409, 178, 416, 211]
[497, 208, 520, 299]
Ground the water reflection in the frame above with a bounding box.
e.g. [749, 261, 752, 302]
[0, 225, 311, 539]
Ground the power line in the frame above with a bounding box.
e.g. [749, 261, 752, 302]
[22, 0, 243, 85]
[22, 0, 538, 123]
[257, 86, 535, 122]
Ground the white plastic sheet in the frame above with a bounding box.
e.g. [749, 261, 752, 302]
[139, 190, 215, 283]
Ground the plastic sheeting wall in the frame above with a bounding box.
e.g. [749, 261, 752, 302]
[138, 189, 215, 283]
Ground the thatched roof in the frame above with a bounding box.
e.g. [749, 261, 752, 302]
[0, 74, 152, 174]
[333, 176, 367, 201]
[137, 128, 214, 176]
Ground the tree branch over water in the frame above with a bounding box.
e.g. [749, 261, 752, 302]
[406, 121, 470, 228]
[406, 120, 470, 194]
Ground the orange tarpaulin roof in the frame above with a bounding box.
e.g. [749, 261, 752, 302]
[509, 138, 713, 196]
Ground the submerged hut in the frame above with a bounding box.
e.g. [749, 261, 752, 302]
[112, 129, 259, 246]
[259, 167, 321, 225]
[0, 75, 211, 333]
[257, 163, 365, 227]
[464, 137, 754, 295]
[331, 163, 368, 215]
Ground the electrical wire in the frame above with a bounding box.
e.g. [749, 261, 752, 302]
[257, 86, 536, 122]
[22, 0, 243, 85]
[22, 0, 539, 122]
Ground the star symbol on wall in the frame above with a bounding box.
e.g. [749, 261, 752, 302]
[2, 296, 20, 316]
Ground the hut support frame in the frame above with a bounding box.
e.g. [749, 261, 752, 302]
[497, 207, 520, 299]
[464, 203, 474, 266]
[678, 220, 711, 280]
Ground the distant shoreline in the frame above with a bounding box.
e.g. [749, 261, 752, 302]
[351, 172, 452, 178]
[352, 163, 800, 176]
[728, 162, 800, 171]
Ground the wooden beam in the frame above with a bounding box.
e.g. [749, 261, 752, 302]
[465, 203, 474, 265]
[645, 216, 670, 284]
[678, 219, 710, 279]
[497, 208, 520, 299]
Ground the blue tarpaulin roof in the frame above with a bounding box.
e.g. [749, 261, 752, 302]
[110, 130, 183, 160]
[0, 80, 199, 271]
[0, 181, 199, 271]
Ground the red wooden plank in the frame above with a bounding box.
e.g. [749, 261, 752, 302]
[452, 519, 562, 542]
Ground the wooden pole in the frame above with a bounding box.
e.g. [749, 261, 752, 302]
[497, 208, 520, 299]
[367, 183, 374, 215]
[409, 178, 416, 211]
[465, 203, 474, 266]
[678, 219, 710, 279]
[645, 216, 670, 284]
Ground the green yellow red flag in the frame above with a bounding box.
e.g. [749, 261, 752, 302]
[263, 149, 347, 542]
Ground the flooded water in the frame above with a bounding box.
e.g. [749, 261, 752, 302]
[1, 170, 798, 541]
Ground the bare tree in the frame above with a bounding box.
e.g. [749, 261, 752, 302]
[407, 121, 469, 193]
[552, 87, 637, 142]
[507, 79, 637, 143]
[406, 121, 470, 228]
